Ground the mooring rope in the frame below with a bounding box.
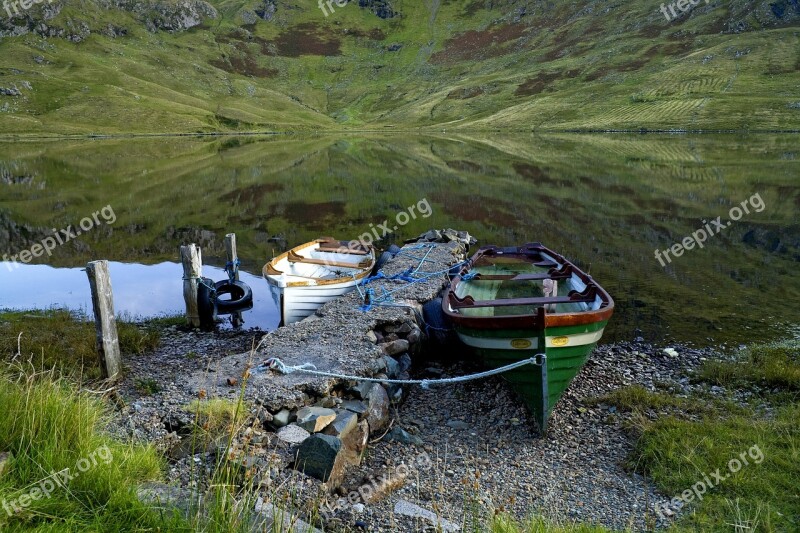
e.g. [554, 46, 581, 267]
[261, 355, 546, 390]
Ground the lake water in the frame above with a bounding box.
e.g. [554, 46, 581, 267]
[1, 133, 798, 345]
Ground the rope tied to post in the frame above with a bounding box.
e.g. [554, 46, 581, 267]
[262, 354, 546, 390]
[225, 259, 240, 282]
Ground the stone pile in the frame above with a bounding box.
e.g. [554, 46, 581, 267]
[181, 239, 468, 490]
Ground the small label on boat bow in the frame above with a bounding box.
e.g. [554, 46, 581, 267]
[510, 339, 532, 349]
[551, 336, 569, 347]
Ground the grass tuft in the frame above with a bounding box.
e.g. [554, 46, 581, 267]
[0, 369, 184, 531]
[0, 309, 160, 380]
[698, 339, 800, 393]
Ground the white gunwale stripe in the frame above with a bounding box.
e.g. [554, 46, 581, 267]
[545, 329, 604, 348]
[456, 334, 540, 350]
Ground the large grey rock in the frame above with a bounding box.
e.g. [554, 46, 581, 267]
[381, 339, 409, 356]
[296, 407, 336, 433]
[398, 353, 412, 372]
[277, 424, 310, 445]
[294, 434, 344, 483]
[341, 420, 369, 467]
[342, 399, 368, 415]
[351, 381, 374, 400]
[365, 383, 390, 434]
[384, 356, 400, 379]
[323, 410, 358, 439]
[406, 326, 422, 344]
[394, 499, 460, 532]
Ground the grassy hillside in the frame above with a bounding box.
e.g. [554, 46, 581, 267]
[0, 0, 798, 135]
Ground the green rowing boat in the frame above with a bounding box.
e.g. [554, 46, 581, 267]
[442, 243, 614, 434]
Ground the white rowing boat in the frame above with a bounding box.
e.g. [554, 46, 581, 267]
[263, 238, 376, 325]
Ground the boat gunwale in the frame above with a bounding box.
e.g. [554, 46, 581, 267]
[263, 239, 376, 288]
[442, 242, 614, 329]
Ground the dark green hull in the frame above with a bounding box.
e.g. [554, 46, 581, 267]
[453, 320, 607, 433]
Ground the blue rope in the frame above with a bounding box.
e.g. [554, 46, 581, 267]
[354, 243, 471, 311]
[225, 259, 240, 282]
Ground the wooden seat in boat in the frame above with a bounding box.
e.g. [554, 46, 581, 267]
[316, 238, 371, 256]
[287, 250, 371, 269]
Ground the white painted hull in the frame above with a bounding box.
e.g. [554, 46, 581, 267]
[263, 239, 375, 325]
[268, 279, 361, 325]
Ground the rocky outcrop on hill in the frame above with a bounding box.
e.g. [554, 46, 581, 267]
[0, 0, 216, 39]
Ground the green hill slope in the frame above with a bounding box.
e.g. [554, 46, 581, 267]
[0, 0, 798, 135]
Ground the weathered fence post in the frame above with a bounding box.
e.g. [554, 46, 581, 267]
[85, 260, 122, 380]
[181, 244, 202, 328]
[224, 233, 244, 328]
[224, 233, 239, 282]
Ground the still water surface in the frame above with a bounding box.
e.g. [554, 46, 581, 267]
[1, 133, 798, 344]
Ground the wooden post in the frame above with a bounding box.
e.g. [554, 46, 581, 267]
[85, 260, 122, 380]
[224, 233, 239, 282]
[224, 233, 243, 327]
[181, 244, 203, 328]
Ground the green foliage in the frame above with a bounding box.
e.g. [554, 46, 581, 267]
[0, 309, 160, 380]
[0, 1, 798, 134]
[699, 339, 800, 393]
[612, 340, 800, 532]
[0, 370, 186, 531]
[134, 377, 160, 395]
[184, 397, 247, 439]
[490, 514, 616, 532]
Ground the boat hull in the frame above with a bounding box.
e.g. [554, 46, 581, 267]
[454, 320, 608, 433]
[442, 242, 614, 435]
[263, 238, 375, 326]
[268, 279, 361, 325]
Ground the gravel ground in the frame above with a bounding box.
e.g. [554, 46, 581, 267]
[324, 341, 716, 532]
[113, 323, 719, 532]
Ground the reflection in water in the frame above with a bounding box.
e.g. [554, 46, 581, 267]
[0, 134, 798, 345]
[0, 261, 280, 331]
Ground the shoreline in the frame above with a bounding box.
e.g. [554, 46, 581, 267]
[1, 129, 800, 142]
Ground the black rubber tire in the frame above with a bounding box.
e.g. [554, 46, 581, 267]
[371, 251, 393, 276]
[214, 279, 253, 314]
[197, 277, 217, 329]
[422, 297, 447, 331]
